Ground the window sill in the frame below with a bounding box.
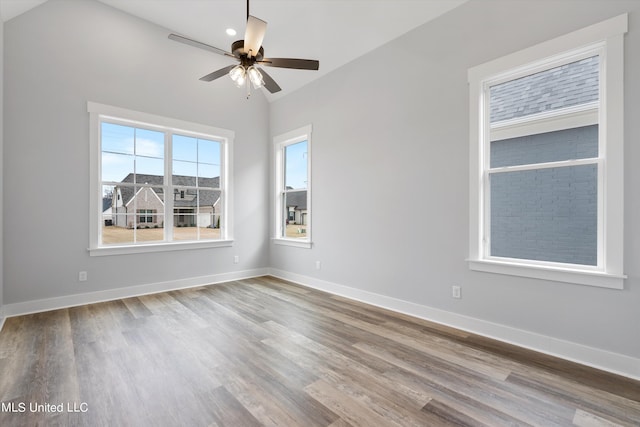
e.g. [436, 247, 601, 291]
[272, 238, 312, 249]
[89, 240, 234, 256]
[467, 258, 625, 289]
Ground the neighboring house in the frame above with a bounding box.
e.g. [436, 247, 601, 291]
[110, 173, 221, 229]
[102, 196, 113, 226]
[285, 189, 307, 225]
[487, 55, 599, 266]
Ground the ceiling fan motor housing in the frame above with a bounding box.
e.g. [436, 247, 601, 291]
[232, 40, 264, 62]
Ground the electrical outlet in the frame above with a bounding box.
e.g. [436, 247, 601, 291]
[234, 255, 240, 264]
[315, 261, 321, 270]
[79, 271, 88, 282]
[452, 285, 461, 299]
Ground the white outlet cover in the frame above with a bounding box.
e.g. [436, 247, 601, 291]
[452, 286, 461, 298]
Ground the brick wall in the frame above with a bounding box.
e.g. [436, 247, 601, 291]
[489, 125, 598, 265]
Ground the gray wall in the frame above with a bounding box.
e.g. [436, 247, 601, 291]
[0, 17, 3, 311]
[3, 0, 270, 303]
[269, 0, 640, 359]
[3, 0, 639, 366]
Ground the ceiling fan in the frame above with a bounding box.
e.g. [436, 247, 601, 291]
[168, 0, 320, 95]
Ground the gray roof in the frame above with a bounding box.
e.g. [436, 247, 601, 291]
[286, 190, 307, 210]
[117, 173, 220, 207]
[490, 55, 599, 123]
[102, 197, 112, 212]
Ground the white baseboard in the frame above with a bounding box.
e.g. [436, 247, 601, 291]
[2, 268, 270, 319]
[269, 268, 640, 381]
[3, 267, 638, 381]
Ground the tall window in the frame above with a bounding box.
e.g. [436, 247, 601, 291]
[489, 56, 599, 267]
[468, 15, 626, 289]
[274, 125, 312, 248]
[89, 103, 233, 255]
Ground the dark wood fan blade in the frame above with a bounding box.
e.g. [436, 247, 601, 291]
[169, 33, 234, 57]
[200, 65, 237, 82]
[257, 67, 282, 93]
[260, 58, 319, 70]
[244, 15, 267, 58]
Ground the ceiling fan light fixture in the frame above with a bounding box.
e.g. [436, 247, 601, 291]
[168, 0, 318, 96]
[229, 64, 246, 87]
[247, 66, 264, 89]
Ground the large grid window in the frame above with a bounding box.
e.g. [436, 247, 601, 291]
[274, 125, 312, 248]
[89, 103, 233, 255]
[468, 15, 626, 288]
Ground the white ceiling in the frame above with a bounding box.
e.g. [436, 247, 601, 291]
[1, 0, 468, 101]
[0, 0, 47, 21]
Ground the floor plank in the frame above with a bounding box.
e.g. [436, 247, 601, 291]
[0, 276, 638, 426]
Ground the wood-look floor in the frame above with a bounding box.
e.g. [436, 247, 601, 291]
[0, 276, 638, 427]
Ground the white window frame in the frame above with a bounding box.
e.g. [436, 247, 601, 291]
[467, 14, 627, 289]
[88, 102, 234, 256]
[273, 125, 312, 248]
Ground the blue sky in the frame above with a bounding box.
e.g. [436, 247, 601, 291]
[101, 122, 221, 184]
[102, 122, 306, 190]
[285, 140, 308, 189]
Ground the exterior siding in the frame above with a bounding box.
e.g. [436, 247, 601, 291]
[113, 187, 165, 229]
[490, 126, 598, 265]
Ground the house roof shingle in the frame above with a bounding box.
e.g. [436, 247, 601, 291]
[117, 173, 220, 208]
[490, 55, 599, 123]
[286, 190, 307, 210]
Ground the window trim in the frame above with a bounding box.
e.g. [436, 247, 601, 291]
[467, 14, 627, 289]
[273, 125, 312, 248]
[88, 102, 234, 256]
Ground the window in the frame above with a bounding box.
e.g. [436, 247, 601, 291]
[274, 125, 312, 248]
[467, 14, 627, 288]
[138, 209, 155, 224]
[89, 102, 234, 255]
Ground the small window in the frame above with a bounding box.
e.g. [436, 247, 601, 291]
[138, 209, 155, 224]
[467, 14, 627, 288]
[274, 125, 312, 248]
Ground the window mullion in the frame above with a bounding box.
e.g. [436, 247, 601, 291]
[132, 127, 137, 243]
[165, 131, 174, 242]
